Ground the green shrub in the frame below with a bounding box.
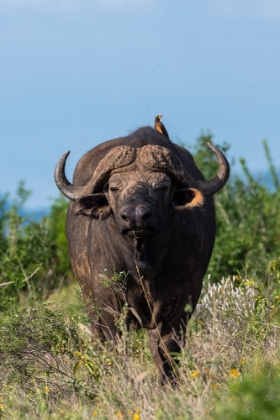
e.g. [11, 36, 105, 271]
[46, 195, 71, 275]
[212, 372, 280, 420]
[185, 134, 280, 281]
[0, 183, 72, 311]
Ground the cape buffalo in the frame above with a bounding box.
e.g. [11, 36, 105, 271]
[54, 125, 230, 383]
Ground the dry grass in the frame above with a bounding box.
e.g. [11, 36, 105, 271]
[0, 276, 280, 419]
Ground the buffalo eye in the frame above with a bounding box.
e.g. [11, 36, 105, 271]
[109, 180, 123, 192]
[155, 185, 169, 191]
[151, 181, 170, 191]
[110, 186, 120, 192]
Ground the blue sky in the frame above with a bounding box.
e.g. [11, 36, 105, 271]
[1, 0, 280, 208]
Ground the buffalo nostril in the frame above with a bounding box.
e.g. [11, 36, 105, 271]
[121, 208, 134, 223]
[141, 210, 151, 221]
[136, 205, 152, 222]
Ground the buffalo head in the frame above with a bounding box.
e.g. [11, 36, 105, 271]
[55, 143, 228, 237]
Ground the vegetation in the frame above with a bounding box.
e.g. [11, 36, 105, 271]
[185, 134, 280, 281]
[0, 136, 279, 418]
[1, 271, 280, 419]
[0, 184, 72, 311]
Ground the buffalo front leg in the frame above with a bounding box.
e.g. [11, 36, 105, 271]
[149, 325, 183, 385]
[84, 289, 121, 343]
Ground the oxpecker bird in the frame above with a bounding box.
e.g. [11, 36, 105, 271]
[154, 115, 169, 139]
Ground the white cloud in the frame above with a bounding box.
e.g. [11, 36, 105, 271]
[213, 0, 280, 21]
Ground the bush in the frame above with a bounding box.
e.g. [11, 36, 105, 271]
[185, 134, 280, 281]
[213, 371, 280, 420]
[0, 183, 72, 311]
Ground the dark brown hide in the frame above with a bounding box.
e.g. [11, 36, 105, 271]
[54, 126, 229, 383]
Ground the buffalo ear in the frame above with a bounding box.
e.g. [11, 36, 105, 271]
[172, 188, 204, 210]
[74, 194, 112, 219]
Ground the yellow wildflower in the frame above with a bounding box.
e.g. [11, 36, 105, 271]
[211, 384, 221, 390]
[133, 413, 141, 420]
[190, 370, 200, 378]
[93, 412, 98, 416]
[230, 368, 241, 378]
[44, 386, 50, 393]
[0, 404, 4, 410]
[116, 413, 123, 419]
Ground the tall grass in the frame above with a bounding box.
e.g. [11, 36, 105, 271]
[1, 269, 280, 419]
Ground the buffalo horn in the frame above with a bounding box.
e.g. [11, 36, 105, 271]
[54, 151, 86, 201]
[195, 143, 230, 195]
[54, 146, 136, 201]
[139, 143, 229, 195]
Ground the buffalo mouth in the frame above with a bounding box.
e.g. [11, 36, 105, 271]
[123, 227, 154, 239]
